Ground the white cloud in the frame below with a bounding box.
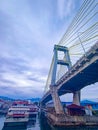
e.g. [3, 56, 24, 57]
[57, 0, 75, 20]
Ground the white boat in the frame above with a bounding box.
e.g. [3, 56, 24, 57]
[4, 101, 29, 126]
[4, 100, 39, 126]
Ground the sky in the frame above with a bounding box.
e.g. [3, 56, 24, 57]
[0, 0, 97, 100]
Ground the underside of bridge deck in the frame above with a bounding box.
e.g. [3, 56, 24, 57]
[59, 59, 98, 95]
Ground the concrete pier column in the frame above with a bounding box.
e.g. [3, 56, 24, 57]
[51, 86, 64, 114]
[73, 90, 81, 105]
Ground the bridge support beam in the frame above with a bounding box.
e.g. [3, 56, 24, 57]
[51, 86, 64, 114]
[73, 90, 80, 105]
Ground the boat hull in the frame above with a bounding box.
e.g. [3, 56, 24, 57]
[4, 118, 28, 127]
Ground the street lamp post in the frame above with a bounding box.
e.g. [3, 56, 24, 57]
[77, 32, 87, 57]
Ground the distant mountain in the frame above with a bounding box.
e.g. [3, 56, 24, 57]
[28, 98, 41, 102]
[0, 96, 14, 101]
[89, 98, 98, 102]
[0, 96, 41, 102]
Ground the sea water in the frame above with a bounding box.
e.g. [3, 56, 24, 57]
[0, 115, 98, 130]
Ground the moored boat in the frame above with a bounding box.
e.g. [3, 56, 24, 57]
[4, 100, 39, 126]
[4, 101, 29, 126]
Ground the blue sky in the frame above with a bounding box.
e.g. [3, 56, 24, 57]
[0, 0, 97, 100]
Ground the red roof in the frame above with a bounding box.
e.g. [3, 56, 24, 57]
[0, 99, 4, 102]
[12, 101, 28, 105]
[67, 104, 84, 109]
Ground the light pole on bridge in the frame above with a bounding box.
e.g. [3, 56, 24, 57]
[77, 32, 87, 57]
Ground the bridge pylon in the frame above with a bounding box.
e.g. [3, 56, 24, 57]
[50, 45, 72, 114]
[50, 85, 64, 114]
[50, 45, 81, 114]
[73, 90, 81, 106]
[51, 45, 72, 85]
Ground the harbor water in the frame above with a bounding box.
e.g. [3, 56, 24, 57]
[0, 115, 98, 130]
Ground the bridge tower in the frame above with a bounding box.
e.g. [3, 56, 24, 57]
[51, 45, 72, 114]
[51, 45, 81, 114]
[51, 45, 72, 85]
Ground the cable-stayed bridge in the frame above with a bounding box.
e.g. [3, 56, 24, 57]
[41, 0, 98, 115]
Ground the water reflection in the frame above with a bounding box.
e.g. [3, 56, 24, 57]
[27, 119, 36, 129]
[2, 117, 37, 130]
[2, 125, 27, 130]
[1, 114, 98, 130]
[51, 126, 98, 130]
[0, 116, 5, 130]
[39, 114, 51, 130]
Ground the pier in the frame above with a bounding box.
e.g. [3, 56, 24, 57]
[46, 112, 98, 126]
